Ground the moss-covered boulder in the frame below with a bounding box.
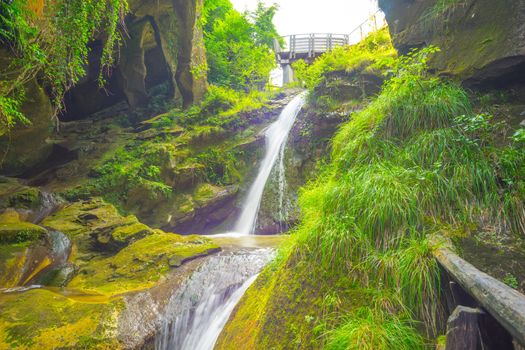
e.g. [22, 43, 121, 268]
[0, 211, 51, 288]
[0, 221, 47, 244]
[68, 232, 218, 296]
[40, 197, 219, 295]
[0, 194, 220, 348]
[0, 177, 41, 211]
[42, 198, 153, 252]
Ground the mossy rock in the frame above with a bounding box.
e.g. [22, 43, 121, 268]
[42, 198, 151, 252]
[0, 222, 47, 244]
[217, 254, 371, 350]
[0, 289, 123, 349]
[111, 222, 152, 245]
[0, 177, 42, 211]
[194, 183, 223, 207]
[0, 242, 31, 288]
[68, 232, 219, 295]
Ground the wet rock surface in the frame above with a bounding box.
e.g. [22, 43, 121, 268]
[0, 191, 220, 348]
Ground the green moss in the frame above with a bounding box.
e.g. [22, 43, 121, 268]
[111, 222, 152, 244]
[0, 289, 123, 349]
[0, 177, 42, 210]
[194, 183, 223, 206]
[68, 232, 219, 295]
[0, 222, 47, 244]
[42, 198, 143, 250]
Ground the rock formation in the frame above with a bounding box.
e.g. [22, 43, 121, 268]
[0, 0, 208, 174]
[379, 0, 525, 89]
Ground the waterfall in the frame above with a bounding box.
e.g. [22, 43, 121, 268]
[155, 93, 306, 350]
[233, 92, 306, 235]
[276, 142, 288, 232]
[155, 249, 273, 350]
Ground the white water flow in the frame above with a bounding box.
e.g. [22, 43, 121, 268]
[276, 142, 288, 232]
[155, 250, 272, 350]
[233, 92, 306, 235]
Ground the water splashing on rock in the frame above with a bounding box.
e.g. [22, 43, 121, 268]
[155, 249, 272, 350]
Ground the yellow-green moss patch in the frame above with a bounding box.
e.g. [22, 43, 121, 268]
[68, 232, 219, 296]
[0, 289, 123, 349]
[0, 222, 47, 244]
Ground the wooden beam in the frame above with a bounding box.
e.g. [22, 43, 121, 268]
[433, 242, 525, 346]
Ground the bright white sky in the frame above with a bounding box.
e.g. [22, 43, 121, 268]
[230, 0, 380, 36]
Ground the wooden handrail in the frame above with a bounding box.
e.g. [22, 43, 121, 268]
[433, 242, 525, 346]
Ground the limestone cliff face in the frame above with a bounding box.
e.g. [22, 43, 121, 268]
[121, 0, 207, 108]
[379, 0, 525, 88]
[64, 0, 208, 119]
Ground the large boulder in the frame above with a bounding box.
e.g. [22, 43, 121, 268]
[379, 0, 525, 89]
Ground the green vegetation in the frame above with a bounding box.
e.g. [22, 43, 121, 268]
[0, 0, 128, 134]
[325, 308, 425, 350]
[202, 0, 279, 91]
[503, 274, 519, 289]
[292, 28, 396, 91]
[65, 86, 278, 212]
[296, 46, 525, 341]
[221, 40, 525, 348]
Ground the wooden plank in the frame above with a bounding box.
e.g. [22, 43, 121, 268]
[434, 243, 525, 346]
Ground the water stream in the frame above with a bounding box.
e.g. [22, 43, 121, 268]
[155, 92, 306, 350]
[234, 92, 306, 235]
[155, 249, 272, 350]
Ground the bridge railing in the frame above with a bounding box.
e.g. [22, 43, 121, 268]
[278, 33, 349, 58]
[275, 10, 388, 61]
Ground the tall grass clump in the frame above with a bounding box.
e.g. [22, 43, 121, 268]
[286, 43, 525, 347]
[325, 308, 426, 350]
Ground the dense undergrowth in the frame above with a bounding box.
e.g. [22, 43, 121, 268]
[65, 85, 279, 211]
[219, 36, 525, 349]
[296, 46, 525, 347]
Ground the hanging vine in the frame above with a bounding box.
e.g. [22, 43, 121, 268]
[0, 0, 129, 135]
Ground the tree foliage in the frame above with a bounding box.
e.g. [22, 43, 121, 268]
[0, 0, 128, 135]
[202, 0, 279, 91]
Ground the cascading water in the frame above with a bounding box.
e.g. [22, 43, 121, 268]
[155, 93, 306, 350]
[233, 92, 306, 235]
[276, 142, 288, 232]
[155, 249, 272, 350]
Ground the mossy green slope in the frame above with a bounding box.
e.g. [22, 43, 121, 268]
[0, 289, 123, 349]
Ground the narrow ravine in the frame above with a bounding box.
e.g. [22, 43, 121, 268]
[155, 92, 306, 350]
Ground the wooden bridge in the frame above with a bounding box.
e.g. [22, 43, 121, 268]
[275, 11, 387, 85]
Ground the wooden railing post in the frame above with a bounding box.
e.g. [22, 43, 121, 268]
[432, 238, 525, 348]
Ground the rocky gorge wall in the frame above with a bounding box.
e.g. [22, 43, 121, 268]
[0, 0, 207, 175]
[379, 0, 525, 91]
